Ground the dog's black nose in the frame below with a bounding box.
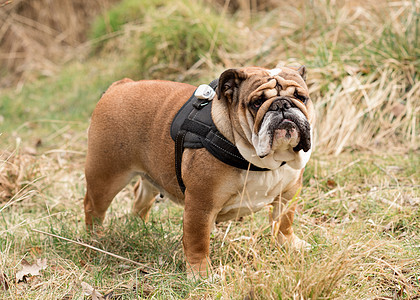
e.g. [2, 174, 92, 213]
[268, 97, 291, 111]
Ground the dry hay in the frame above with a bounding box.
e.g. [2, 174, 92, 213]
[0, 0, 418, 154]
[0, 0, 118, 87]
[313, 68, 419, 154]
[0, 150, 39, 202]
[223, 0, 419, 154]
[208, 0, 279, 12]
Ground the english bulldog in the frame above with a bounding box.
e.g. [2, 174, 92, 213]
[84, 66, 315, 278]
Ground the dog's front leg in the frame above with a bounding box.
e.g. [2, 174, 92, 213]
[183, 192, 216, 279]
[271, 188, 311, 250]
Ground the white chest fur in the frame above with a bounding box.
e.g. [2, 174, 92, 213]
[216, 165, 300, 222]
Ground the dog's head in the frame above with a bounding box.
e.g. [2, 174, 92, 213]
[216, 66, 315, 169]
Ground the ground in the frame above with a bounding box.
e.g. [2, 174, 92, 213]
[0, 0, 419, 298]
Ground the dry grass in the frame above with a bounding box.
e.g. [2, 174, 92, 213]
[0, 147, 418, 299]
[0, 150, 40, 203]
[208, 0, 279, 12]
[230, 0, 419, 154]
[0, 0, 118, 87]
[86, 0, 419, 154]
[0, 0, 419, 299]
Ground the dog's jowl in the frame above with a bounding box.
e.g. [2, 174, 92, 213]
[84, 66, 315, 278]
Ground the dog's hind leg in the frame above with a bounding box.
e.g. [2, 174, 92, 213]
[132, 178, 159, 222]
[84, 167, 134, 230]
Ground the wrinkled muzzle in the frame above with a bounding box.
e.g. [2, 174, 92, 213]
[252, 97, 311, 158]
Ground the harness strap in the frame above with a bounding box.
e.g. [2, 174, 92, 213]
[174, 82, 218, 194]
[182, 118, 212, 137]
[172, 80, 282, 194]
[175, 129, 188, 193]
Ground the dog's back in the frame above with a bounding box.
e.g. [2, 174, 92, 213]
[84, 79, 195, 226]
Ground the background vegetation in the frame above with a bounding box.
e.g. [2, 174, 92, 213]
[0, 0, 419, 299]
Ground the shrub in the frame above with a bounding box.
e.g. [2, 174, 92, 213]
[90, 0, 240, 79]
[90, 0, 167, 39]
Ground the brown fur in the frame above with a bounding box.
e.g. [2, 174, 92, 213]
[84, 67, 315, 278]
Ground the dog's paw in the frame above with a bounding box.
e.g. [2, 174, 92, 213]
[186, 260, 213, 281]
[187, 271, 217, 282]
[187, 272, 220, 284]
[276, 232, 312, 251]
[202, 273, 221, 284]
[289, 234, 312, 251]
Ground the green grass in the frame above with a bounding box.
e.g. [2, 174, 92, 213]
[0, 64, 100, 147]
[90, 0, 239, 80]
[1, 0, 419, 298]
[1, 152, 418, 299]
[90, 0, 160, 39]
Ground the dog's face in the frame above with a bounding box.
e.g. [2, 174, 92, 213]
[216, 66, 315, 169]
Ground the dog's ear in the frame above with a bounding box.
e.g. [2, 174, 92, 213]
[217, 69, 247, 103]
[297, 65, 307, 82]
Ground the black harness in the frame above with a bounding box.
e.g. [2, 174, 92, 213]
[170, 80, 270, 193]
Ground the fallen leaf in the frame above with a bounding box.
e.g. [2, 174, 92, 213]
[16, 258, 48, 282]
[243, 288, 255, 300]
[408, 197, 420, 206]
[138, 282, 155, 296]
[391, 103, 405, 117]
[23, 146, 37, 155]
[79, 259, 87, 267]
[327, 179, 337, 189]
[81, 281, 104, 300]
[30, 246, 42, 256]
[0, 273, 9, 290]
[93, 292, 104, 300]
[61, 293, 74, 300]
[25, 275, 42, 286]
[348, 202, 359, 214]
[35, 138, 42, 148]
[386, 165, 403, 173]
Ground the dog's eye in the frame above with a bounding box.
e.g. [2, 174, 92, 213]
[294, 90, 308, 103]
[252, 96, 265, 110]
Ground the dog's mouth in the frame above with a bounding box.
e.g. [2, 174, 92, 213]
[252, 109, 311, 158]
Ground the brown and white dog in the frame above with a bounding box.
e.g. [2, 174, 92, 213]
[84, 66, 315, 278]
